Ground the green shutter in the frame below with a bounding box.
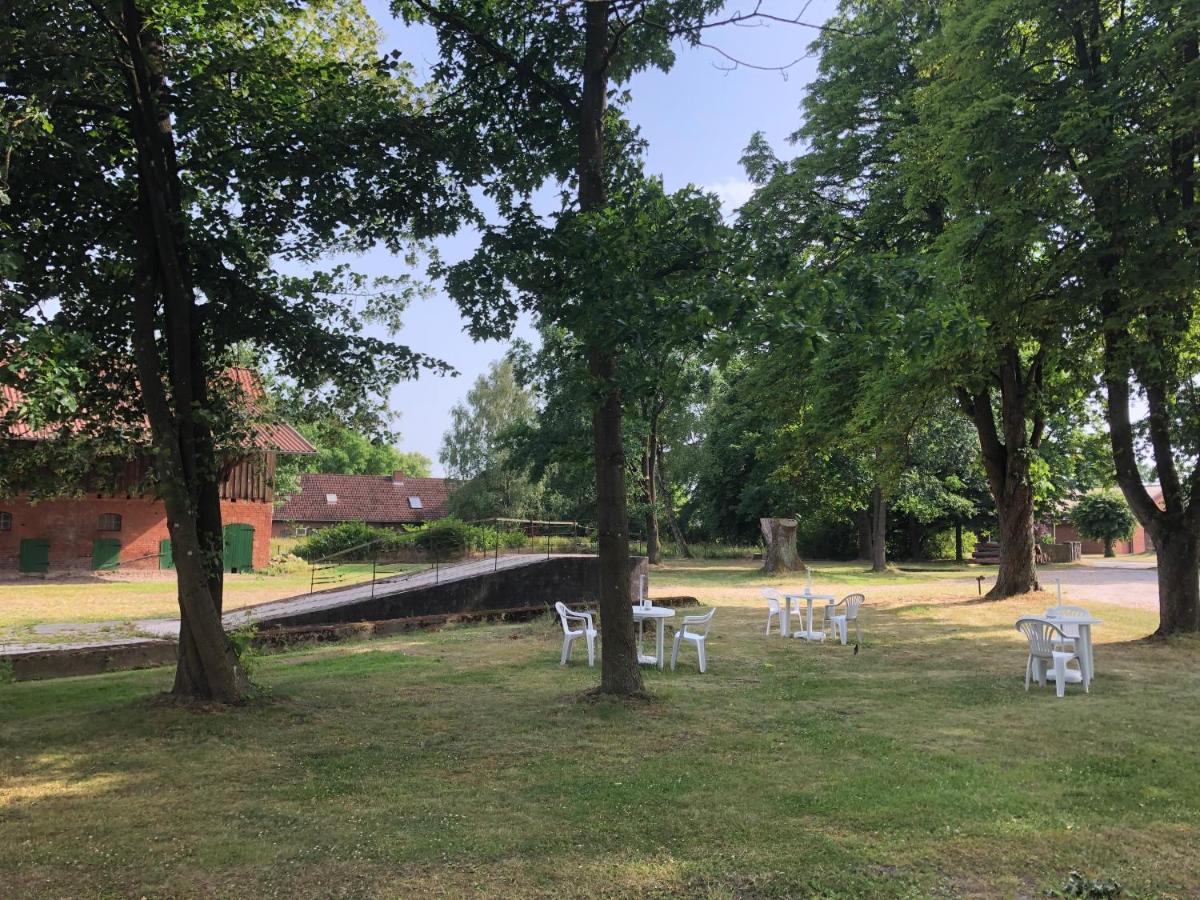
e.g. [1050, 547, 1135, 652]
[158, 539, 174, 570]
[92, 538, 121, 570]
[18, 538, 50, 573]
[222, 523, 255, 573]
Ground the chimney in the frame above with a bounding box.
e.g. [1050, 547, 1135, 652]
[392, 472, 405, 486]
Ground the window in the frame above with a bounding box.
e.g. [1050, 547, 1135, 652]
[325, 493, 337, 505]
[98, 513, 122, 532]
[408, 496, 423, 510]
[0, 511, 11, 531]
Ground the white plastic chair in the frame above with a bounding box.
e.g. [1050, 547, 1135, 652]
[760, 588, 784, 635]
[671, 608, 716, 673]
[824, 593, 865, 645]
[555, 601, 597, 667]
[1016, 616, 1085, 698]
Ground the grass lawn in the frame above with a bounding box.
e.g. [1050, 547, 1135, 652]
[0, 564, 390, 632]
[1, 560, 1197, 897]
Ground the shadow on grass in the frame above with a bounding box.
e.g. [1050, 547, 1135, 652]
[0, 592, 1195, 897]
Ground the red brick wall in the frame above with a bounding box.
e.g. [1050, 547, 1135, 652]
[0, 495, 272, 571]
[1053, 522, 1149, 555]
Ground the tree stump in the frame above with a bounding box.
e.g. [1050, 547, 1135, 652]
[760, 517, 804, 573]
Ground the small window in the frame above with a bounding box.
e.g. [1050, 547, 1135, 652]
[408, 496, 423, 510]
[98, 513, 122, 532]
[0, 511, 11, 531]
[325, 493, 337, 505]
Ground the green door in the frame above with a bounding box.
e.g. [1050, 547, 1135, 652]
[223, 523, 255, 573]
[18, 538, 50, 573]
[92, 538, 121, 571]
[158, 538, 174, 570]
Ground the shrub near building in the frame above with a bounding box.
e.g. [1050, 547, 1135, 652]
[1071, 493, 1137, 558]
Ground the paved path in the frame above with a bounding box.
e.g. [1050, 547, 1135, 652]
[1033, 558, 1159, 610]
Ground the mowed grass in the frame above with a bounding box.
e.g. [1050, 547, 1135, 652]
[0, 564, 388, 631]
[1, 561, 1198, 898]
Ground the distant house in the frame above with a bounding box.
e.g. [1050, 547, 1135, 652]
[272, 472, 456, 536]
[0, 368, 315, 573]
[1052, 484, 1162, 556]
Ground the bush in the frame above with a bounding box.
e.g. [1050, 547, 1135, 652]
[294, 518, 533, 561]
[400, 518, 474, 553]
[263, 553, 309, 576]
[294, 522, 400, 561]
[1071, 492, 1136, 557]
[923, 527, 977, 560]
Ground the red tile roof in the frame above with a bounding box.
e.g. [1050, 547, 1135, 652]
[1, 369, 315, 453]
[274, 473, 456, 525]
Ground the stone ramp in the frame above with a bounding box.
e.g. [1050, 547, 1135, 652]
[225, 552, 555, 630]
[2, 553, 645, 681]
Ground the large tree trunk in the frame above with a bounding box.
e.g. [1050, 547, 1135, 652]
[581, 0, 641, 696]
[1105, 337, 1200, 635]
[760, 518, 803, 573]
[122, 0, 246, 702]
[590, 349, 641, 695]
[1153, 528, 1200, 633]
[992, 480, 1038, 597]
[958, 346, 1043, 599]
[955, 522, 964, 563]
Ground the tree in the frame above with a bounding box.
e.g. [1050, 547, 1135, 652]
[1072, 493, 1137, 558]
[2, 0, 469, 700]
[441, 359, 535, 480]
[740, 0, 1092, 597]
[398, 0, 765, 696]
[927, 0, 1200, 634]
[438, 358, 542, 521]
[301, 424, 430, 478]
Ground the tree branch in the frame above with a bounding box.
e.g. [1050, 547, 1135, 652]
[409, 0, 579, 117]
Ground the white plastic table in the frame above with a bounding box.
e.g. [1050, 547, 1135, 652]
[632, 605, 676, 668]
[783, 592, 838, 641]
[1044, 610, 1101, 688]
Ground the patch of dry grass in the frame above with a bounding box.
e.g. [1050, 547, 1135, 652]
[0, 565, 380, 630]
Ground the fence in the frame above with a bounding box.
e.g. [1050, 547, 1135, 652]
[303, 519, 767, 596]
[305, 519, 602, 597]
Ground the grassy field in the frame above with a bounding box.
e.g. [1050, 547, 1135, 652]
[0, 564, 402, 632]
[1, 560, 1197, 897]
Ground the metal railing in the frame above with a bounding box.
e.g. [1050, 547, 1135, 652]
[303, 524, 604, 599]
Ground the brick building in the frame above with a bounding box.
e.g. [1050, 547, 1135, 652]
[1051, 485, 1161, 556]
[0, 373, 314, 573]
[272, 472, 455, 536]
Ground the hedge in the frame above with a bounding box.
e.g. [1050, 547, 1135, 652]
[294, 519, 529, 561]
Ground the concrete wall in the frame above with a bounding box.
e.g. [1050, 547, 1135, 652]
[257, 555, 650, 629]
[0, 495, 273, 571]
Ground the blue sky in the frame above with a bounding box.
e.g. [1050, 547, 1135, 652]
[356, 1, 837, 474]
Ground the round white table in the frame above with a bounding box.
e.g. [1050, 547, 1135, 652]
[632, 604, 675, 668]
[1044, 610, 1101, 688]
[783, 592, 838, 641]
